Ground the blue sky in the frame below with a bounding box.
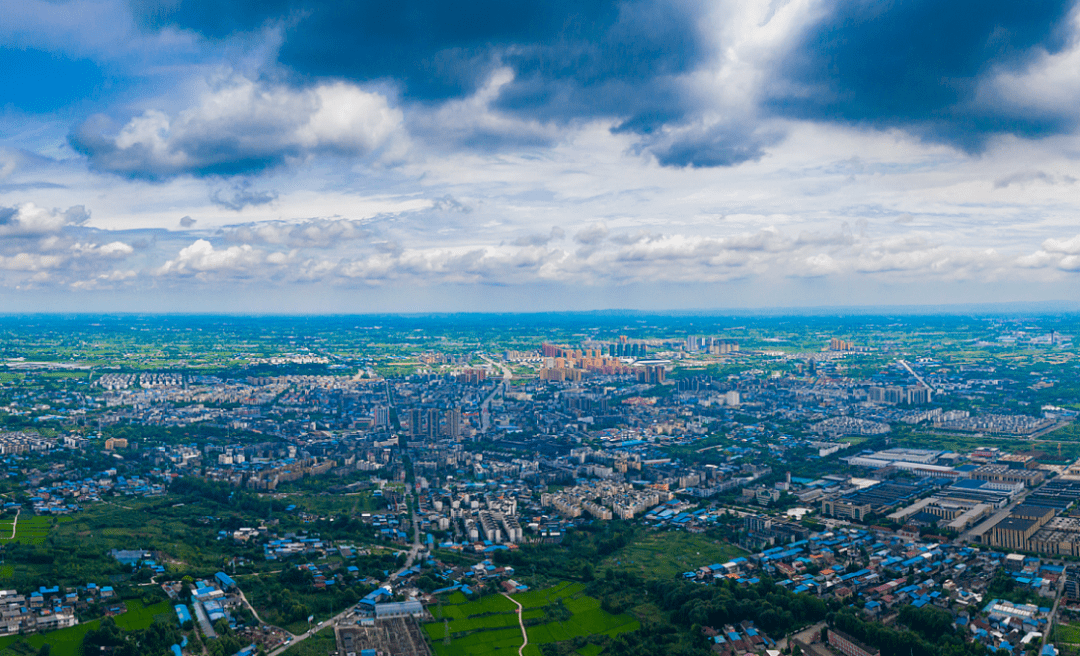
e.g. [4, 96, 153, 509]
[2, 0, 1080, 312]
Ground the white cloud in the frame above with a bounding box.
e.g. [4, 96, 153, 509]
[72, 74, 404, 178]
[158, 239, 264, 275]
[1043, 234, 1080, 255]
[0, 203, 89, 237]
[0, 253, 66, 271]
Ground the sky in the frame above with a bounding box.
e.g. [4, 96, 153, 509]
[3, 0, 1080, 313]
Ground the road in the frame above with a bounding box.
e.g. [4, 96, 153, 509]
[390, 492, 425, 580]
[502, 593, 529, 656]
[897, 360, 934, 392]
[0, 508, 19, 540]
[236, 586, 272, 627]
[478, 354, 511, 433]
[1045, 571, 1067, 649]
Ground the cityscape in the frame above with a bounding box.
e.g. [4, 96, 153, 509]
[7, 0, 1080, 655]
[0, 314, 1077, 656]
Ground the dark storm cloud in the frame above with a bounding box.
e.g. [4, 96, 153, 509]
[767, 0, 1079, 150]
[130, 0, 714, 158]
[127, 0, 1080, 168]
[131, 0, 703, 103]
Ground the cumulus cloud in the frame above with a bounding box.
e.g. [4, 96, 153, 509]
[1043, 234, 1080, 254]
[157, 239, 266, 276]
[0, 253, 66, 271]
[179, 215, 197, 228]
[70, 75, 404, 179]
[0, 203, 89, 237]
[71, 241, 135, 257]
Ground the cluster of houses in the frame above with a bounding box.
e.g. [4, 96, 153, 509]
[677, 522, 1078, 656]
[25, 469, 167, 514]
[0, 583, 117, 636]
[702, 621, 778, 656]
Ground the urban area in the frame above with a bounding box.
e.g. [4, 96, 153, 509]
[2, 313, 1080, 656]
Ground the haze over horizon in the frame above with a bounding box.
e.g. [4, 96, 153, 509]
[4, 0, 1080, 312]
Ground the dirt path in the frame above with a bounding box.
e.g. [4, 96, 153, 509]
[0, 509, 19, 540]
[502, 593, 529, 656]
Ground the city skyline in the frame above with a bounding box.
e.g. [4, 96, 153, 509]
[4, 0, 1080, 311]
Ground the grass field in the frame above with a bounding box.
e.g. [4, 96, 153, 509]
[1058, 623, 1080, 644]
[0, 599, 171, 656]
[281, 627, 338, 656]
[10, 517, 51, 545]
[0, 516, 52, 546]
[427, 582, 638, 656]
[600, 531, 747, 579]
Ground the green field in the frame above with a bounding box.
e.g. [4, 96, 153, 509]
[0, 599, 172, 656]
[1057, 623, 1080, 644]
[427, 583, 638, 656]
[0, 516, 52, 545]
[600, 531, 747, 579]
[281, 627, 338, 656]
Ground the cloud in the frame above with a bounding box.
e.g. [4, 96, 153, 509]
[69, 269, 138, 290]
[133, 0, 706, 110]
[221, 218, 370, 248]
[0, 253, 66, 271]
[179, 215, 196, 227]
[1043, 234, 1080, 254]
[210, 180, 277, 210]
[0, 203, 90, 237]
[158, 239, 266, 275]
[70, 75, 404, 178]
[71, 241, 135, 257]
[513, 226, 565, 247]
[766, 0, 1077, 150]
[628, 118, 784, 168]
[433, 195, 472, 213]
[993, 170, 1074, 188]
[574, 223, 609, 245]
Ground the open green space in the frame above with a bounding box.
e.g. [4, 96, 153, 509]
[1057, 623, 1080, 644]
[113, 599, 173, 631]
[5, 516, 52, 545]
[599, 531, 746, 579]
[281, 627, 338, 656]
[427, 583, 638, 656]
[511, 581, 585, 609]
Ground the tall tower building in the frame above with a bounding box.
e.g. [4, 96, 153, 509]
[446, 407, 462, 441]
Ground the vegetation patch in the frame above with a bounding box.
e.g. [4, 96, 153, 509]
[426, 583, 638, 656]
[599, 531, 746, 580]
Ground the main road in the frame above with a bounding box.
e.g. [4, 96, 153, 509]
[478, 353, 511, 433]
